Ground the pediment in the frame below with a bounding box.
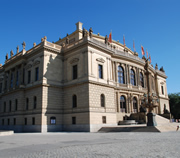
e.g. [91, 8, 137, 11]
[70, 58, 79, 64]
[96, 58, 105, 63]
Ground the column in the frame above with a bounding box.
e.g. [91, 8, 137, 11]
[114, 61, 117, 83]
[106, 57, 109, 82]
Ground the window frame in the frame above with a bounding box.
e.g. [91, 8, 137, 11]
[98, 64, 103, 79]
[130, 69, 136, 86]
[120, 96, 126, 113]
[72, 95, 77, 108]
[72, 65, 78, 80]
[100, 94, 105, 107]
[118, 66, 124, 84]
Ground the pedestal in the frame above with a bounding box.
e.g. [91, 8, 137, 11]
[147, 113, 157, 126]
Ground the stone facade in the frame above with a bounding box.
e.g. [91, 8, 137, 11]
[0, 22, 170, 132]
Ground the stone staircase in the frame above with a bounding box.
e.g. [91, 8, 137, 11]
[98, 114, 179, 133]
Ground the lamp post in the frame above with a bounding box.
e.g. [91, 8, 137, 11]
[141, 59, 159, 126]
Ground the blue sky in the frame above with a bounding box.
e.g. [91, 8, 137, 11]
[0, 0, 179, 93]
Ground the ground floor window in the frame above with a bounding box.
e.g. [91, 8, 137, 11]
[102, 116, 106, 124]
[24, 118, 27, 125]
[120, 96, 126, 113]
[32, 117, 35, 125]
[50, 117, 56, 125]
[72, 117, 76, 124]
[133, 97, 138, 113]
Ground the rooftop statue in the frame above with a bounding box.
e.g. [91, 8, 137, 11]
[89, 27, 93, 38]
[105, 35, 108, 44]
[10, 50, 14, 57]
[66, 35, 69, 44]
[16, 46, 19, 54]
[82, 28, 87, 38]
[6, 53, 8, 60]
[22, 41, 26, 49]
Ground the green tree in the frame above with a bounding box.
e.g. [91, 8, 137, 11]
[169, 93, 180, 119]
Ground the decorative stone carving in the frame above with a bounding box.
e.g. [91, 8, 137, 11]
[105, 35, 108, 44]
[155, 63, 158, 70]
[22, 41, 26, 49]
[16, 46, 19, 54]
[83, 28, 87, 38]
[41, 38, 44, 42]
[70, 58, 79, 64]
[33, 60, 40, 66]
[10, 50, 14, 57]
[44, 36, 47, 41]
[160, 66, 165, 72]
[66, 34, 69, 44]
[89, 27, 93, 38]
[25, 64, 32, 69]
[96, 58, 105, 63]
[97, 33, 100, 36]
[6, 53, 8, 60]
[33, 43, 36, 47]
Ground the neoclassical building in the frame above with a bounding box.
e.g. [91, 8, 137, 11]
[0, 22, 169, 132]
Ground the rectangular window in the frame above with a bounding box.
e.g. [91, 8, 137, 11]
[35, 67, 39, 81]
[32, 117, 35, 125]
[161, 86, 164, 95]
[0, 83, 2, 93]
[28, 70, 31, 84]
[16, 70, 19, 86]
[102, 116, 106, 124]
[10, 73, 13, 88]
[72, 117, 76, 124]
[9, 100, 11, 112]
[4, 102, 6, 112]
[15, 99, 18, 111]
[14, 118, 16, 125]
[26, 98, 29, 110]
[23, 68, 25, 84]
[98, 64, 103, 79]
[8, 118, 10, 125]
[2, 119, 4, 125]
[72, 65, 78, 80]
[50, 117, 56, 125]
[24, 118, 27, 125]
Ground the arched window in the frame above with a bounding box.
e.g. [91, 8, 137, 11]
[118, 66, 124, 84]
[72, 95, 77, 108]
[130, 69, 136, 86]
[140, 72, 144, 87]
[133, 97, 137, 113]
[120, 96, 126, 113]
[34, 96, 37, 109]
[50, 117, 56, 125]
[101, 94, 105, 107]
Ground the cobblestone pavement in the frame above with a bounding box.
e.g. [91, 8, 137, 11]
[0, 131, 180, 158]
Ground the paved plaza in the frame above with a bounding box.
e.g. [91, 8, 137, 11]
[0, 132, 180, 158]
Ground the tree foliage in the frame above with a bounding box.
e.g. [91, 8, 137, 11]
[169, 93, 180, 119]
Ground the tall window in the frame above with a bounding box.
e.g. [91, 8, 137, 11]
[32, 117, 35, 125]
[28, 70, 31, 84]
[130, 69, 136, 86]
[118, 66, 124, 84]
[72, 117, 76, 124]
[102, 116, 106, 124]
[101, 94, 105, 107]
[10, 73, 13, 88]
[72, 95, 77, 108]
[140, 72, 144, 87]
[98, 64, 103, 79]
[14, 118, 16, 125]
[26, 98, 29, 110]
[24, 118, 27, 125]
[120, 96, 126, 113]
[9, 100, 11, 112]
[34, 96, 37, 109]
[35, 67, 39, 81]
[8, 118, 10, 125]
[72, 65, 78, 80]
[133, 97, 137, 113]
[0, 83, 2, 93]
[16, 70, 19, 86]
[161, 86, 164, 95]
[50, 117, 56, 125]
[2, 119, 4, 125]
[15, 99, 18, 111]
[4, 102, 6, 112]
